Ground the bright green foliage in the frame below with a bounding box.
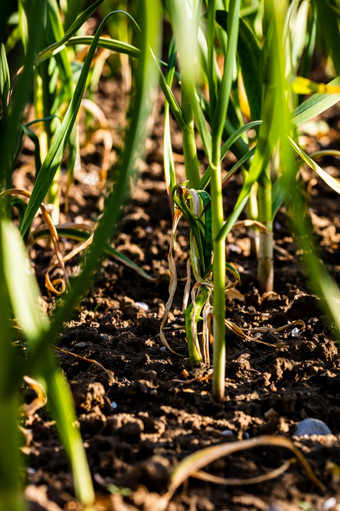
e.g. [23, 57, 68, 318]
[0, 0, 162, 507]
[159, 0, 340, 401]
[0, 43, 10, 119]
[1, 220, 94, 506]
[0, 222, 25, 511]
[0, 3, 339, 507]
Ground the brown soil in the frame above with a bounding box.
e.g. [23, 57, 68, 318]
[17, 79, 340, 511]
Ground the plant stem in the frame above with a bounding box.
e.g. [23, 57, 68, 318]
[182, 125, 201, 189]
[247, 182, 259, 257]
[181, 80, 201, 189]
[257, 164, 273, 293]
[211, 156, 226, 402]
[184, 286, 209, 366]
[209, 0, 240, 402]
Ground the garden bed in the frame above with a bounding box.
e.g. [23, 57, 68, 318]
[20, 80, 340, 511]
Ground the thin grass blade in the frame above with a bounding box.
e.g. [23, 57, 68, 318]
[33, 224, 156, 281]
[216, 10, 262, 122]
[0, 220, 25, 511]
[39, 355, 95, 505]
[163, 37, 177, 211]
[289, 137, 340, 194]
[212, 1, 240, 143]
[2, 221, 49, 343]
[35, 0, 104, 65]
[66, 35, 140, 58]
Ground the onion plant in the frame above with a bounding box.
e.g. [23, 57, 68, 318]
[0, 1, 161, 509]
[0, 6, 339, 509]
[163, 0, 340, 402]
[160, 0, 276, 400]
[18, 0, 78, 224]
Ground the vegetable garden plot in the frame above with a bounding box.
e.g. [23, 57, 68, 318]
[1, 1, 340, 510]
[14, 89, 340, 511]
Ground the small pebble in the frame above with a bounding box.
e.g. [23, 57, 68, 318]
[228, 243, 241, 254]
[267, 505, 283, 511]
[294, 418, 332, 437]
[81, 173, 99, 185]
[323, 497, 337, 511]
[160, 346, 167, 352]
[74, 342, 86, 348]
[135, 301, 149, 312]
[291, 327, 300, 338]
[221, 429, 234, 437]
[301, 120, 329, 136]
[264, 408, 278, 420]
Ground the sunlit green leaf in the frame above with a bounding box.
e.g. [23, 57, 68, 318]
[289, 137, 340, 194]
[1, 220, 49, 344]
[216, 10, 262, 122]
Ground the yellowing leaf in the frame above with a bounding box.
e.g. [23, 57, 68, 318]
[293, 76, 340, 95]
